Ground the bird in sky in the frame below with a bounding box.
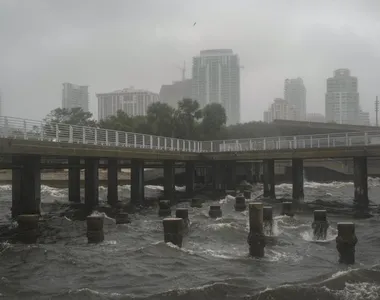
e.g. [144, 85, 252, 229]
[193, 22, 196, 26]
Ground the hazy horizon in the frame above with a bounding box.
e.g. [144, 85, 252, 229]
[1, 0, 379, 123]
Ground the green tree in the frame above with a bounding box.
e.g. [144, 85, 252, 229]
[44, 107, 96, 127]
[146, 102, 175, 136]
[174, 98, 202, 139]
[200, 103, 227, 140]
[99, 110, 135, 132]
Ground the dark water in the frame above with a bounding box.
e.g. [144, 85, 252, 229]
[1, 180, 380, 299]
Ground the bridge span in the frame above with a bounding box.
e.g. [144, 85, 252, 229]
[1, 116, 379, 217]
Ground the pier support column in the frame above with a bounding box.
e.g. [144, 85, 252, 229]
[353, 157, 368, 209]
[68, 157, 81, 203]
[107, 158, 118, 206]
[244, 162, 254, 183]
[226, 161, 237, 190]
[131, 159, 144, 205]
[185, 161, 195, 197]
[292, 158, 304, 202]
[263, 159, 275, 199]
[212, 161, 224, 192]
[12, 155, 41, 217]
[85, 158, 99, 212]
[164, 160, 175, 204]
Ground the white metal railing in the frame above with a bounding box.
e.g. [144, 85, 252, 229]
[1, 116, 380, 153]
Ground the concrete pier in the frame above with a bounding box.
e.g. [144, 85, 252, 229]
[263, 159, 275, 199]
[234, 195, 246, 211]
[353, 157, 369, 210]
[336, 222, 357, 264]
[12, 155, 41, 217]
[107, 158, 118, 206]
[85, 158, 99, 212]
[163, 218, 183, 247]
[115, 212, 130, 224]
[131, 159, 144, 205]
[209, 205, 222, 218]
[312, 210, 329, 240]
[164, 161, 175, 204]
[185, 161, 195, 197]
[292, 158, 304, 202]
[68, 157, 81, 203]
[212, 161, 225, 192]
[226, 161, 237, 190]
[247, 202, 265, 257]
[158, 200, 172, 217]
[191, 198, 203, 208]
[86, 215, 104, 243]
[263, 206, 273, 235]
[175, 208, 190, 230]
[281, 202, 294, 217]
[17, 214, 39, 244]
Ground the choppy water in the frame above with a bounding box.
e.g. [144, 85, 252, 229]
[1, 180, 380, 299]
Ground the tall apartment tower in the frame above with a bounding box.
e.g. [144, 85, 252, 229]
[62, 82, 89, 112]
[192, 49, 240, 125]
[284, 78, 306, 121]
[325, 69, 359, 125]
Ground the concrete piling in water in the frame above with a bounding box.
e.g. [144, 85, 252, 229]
[176, 208, 190, 230]
[312, 210, 329, 240]
[263, 206, 273, 235]
[158, 200, 172, 217]
[336, 222, 357, 264]
[234, 195, 246, 211]
[17, 215, 39, 244]
[86, 215, 104, 243]
[247, 202, 265, 257]
[209, 205, 222, 218]
[281, 202, 294, 217]
[163, 218, 183, 248]
[243, 190, 251, 199]
[115, 212, 131, 224]
[191, 198, 203, 208]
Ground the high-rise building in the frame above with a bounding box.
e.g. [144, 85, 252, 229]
[191, 49, 240, 125]
[359, 110, 370, 126]
[325, 69, 360, 125]
[263, 98, 289, 123]
[307, 113, 325, 123]
[62, 82, 89, 112]
[97, 87, 159, 120]
[284, 78, 306, 121]
[159, 79, 192, 109]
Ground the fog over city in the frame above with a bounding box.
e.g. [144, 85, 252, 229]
[1, 0, 380, 122]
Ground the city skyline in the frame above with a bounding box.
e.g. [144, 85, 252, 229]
[1, 1, 380, 123]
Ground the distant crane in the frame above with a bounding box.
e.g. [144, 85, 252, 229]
[174, 61, 186, 81]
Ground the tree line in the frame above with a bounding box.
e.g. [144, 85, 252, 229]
[41, 99, 324, 141]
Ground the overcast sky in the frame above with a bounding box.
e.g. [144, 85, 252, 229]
[1, 0, 380, 122]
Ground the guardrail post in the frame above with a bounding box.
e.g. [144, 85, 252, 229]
[105, 130, 109, 145]
[303, 139, 306, 148]
[134, 134, 137, 147]
[164, 138, 167, 150]
[3, 117, 8, 137]
[172, 139, 174, 151]
[23, 120, 27, 139]
[188, 141, 191, 152]
[222, 140, 226, 151]
[365, 132, 368, 145]
[293, 136, 297, 149]
[249, 139, 252, 150]
[345, 133, 349, 146]
[200, 141, 203, 152]
[263, 138, 266, 150]
[125, 133, 128, 147]
[94, 129, 98, 145]
[142, 135, 145, 148]
[176, 139, 179, 151]
[318, 139, 320, 148]
[158, 137, 160, 149]
[116, 131, 119, 146]
[211, 141, 214, 152]
[69, 126, 73, 143]
[56, 124, 60, 142]
[278, 137, 281, 150]
[82, 127, 85, 144]
[327, 134, 330, 147]
[310, 136, 313, 148]
[150, 136, 153, 149]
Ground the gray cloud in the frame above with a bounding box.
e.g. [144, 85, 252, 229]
[1, 0, 379, 122]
